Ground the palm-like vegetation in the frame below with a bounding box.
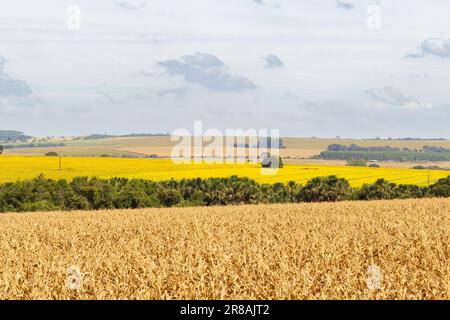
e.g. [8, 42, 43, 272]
[0, 174, 449, 212]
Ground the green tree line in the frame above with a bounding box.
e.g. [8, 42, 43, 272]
[0, 175, 449, 213]
[317, 150, 450, 162]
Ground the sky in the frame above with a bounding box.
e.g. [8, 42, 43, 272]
[0, 0, 450, 138]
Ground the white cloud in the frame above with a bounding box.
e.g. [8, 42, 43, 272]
[406, 37, 450, 58]
[159, 53, 256, 92]
[0, 55, 32, 97]
[114, 0, 146, 10]
[252, 0, 281, 10]
[263, 55, 284, 69]
[336, 1, 355, 10]
[365, 86, 432, 110]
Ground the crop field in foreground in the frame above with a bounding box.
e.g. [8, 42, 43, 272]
[0, 155, 449, 187]
[0, 198, 448, 300]
[0, 156, 450, 187]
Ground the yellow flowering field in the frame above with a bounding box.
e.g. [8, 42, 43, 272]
[0, 155, 448, 187]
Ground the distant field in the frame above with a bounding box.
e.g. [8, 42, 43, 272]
[5, 136, 450, 159]
[282, 137, 450, 150]
[0, 155, 449, 187]
[0, 198, 448, 299]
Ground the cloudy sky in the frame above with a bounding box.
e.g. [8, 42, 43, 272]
[1, 0, 450, 138]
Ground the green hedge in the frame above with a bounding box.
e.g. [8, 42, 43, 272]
[0, 175, 449, 213]
[317, 150, 450, 161]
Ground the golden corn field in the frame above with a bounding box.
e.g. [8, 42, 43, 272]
[1, 155, 449, 187]
[0, 198, 448, 300]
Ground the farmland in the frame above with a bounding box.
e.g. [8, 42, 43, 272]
[4, 136, 450, 160]
[0, 155, 449, 187]
[0, 198, 448, 300]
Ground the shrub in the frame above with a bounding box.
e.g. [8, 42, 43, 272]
[354, 179, 398, 200]
[297, 176, 352, 202]
[0, 175, 449, 213]
[429, 177, 450, 197]
[19, 200, 59, 212]
[45, 152, 58, 157]
[185, 191, 206, 206]
[347, 159, 367, 167]
[158, 189, 182, 207]
[394, 184, 427, 199]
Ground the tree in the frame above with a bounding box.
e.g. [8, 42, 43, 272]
[0, 145, 3, 155]
[0, 130, 31, 142]
[297, 176, 352, 202]
[354, 179, 397, 200]
[278, 156, 284, 168]
[286, 181, 299, 202]
[158, 188, 182, 207]
[429, 177, 450, 197]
